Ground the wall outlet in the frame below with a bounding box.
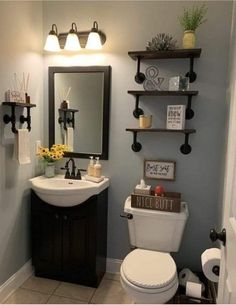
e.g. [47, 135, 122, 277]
[36, 140, 41, 154]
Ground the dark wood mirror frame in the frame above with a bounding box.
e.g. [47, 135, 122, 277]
[48, 66, 111, 160]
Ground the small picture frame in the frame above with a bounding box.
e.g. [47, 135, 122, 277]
[166, 105, 186, 130]
[144, 160, 176, 181]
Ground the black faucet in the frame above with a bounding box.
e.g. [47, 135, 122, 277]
[62, 158, 86, 180]
[65, 158, 76, 179]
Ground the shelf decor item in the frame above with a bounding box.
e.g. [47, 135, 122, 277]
[5, 72, 30, 103]
[143, 66, 165, 91]
[144, 160, 176, 181]
[139, 115, 152, 128]
[166, 105, 186, 130]
[179, 5, 207, 49]
[146, 33, 177, 51]
[169, 76, 189, 91]
[37, 144, 68, 178]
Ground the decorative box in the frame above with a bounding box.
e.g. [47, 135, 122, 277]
[5, 90, 25, 103]
[131, 192, 181, 213]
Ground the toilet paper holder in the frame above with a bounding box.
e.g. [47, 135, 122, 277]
[209, 228, 226, 246]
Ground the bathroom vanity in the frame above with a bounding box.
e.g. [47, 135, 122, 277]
[31, 188, 108, 288]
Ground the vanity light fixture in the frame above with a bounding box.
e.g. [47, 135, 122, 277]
[44, 24, 61, 52]
[85, 21, 102, 50]
[44, 21, 106, 51]
[64, 22, 81, 51]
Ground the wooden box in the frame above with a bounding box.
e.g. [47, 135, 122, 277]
[131, 192, 181, 213]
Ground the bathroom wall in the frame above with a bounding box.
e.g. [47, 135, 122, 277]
[43, 1, 232, 271]
[0, 2, 43, 285]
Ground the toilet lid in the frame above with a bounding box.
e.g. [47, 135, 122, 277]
[122, 249, 177, 289]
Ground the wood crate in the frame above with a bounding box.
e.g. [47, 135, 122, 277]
[131, 192, 181, 213]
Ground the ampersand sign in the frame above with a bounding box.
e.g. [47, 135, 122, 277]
[143, 66, 164, 91]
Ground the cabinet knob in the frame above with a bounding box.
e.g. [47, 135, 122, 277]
[63, 215, 68, 221]
[55, 214, 59, 219]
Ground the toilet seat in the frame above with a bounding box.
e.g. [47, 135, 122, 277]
[121, 249, 177, 290]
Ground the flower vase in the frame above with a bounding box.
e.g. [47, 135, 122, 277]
[45, 162, 55, 178]
[182, 30, 196, 49]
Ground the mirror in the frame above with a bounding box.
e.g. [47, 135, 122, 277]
[48, 66, 111, 159]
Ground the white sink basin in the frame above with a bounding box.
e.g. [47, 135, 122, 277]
[29, 175, 109, 207]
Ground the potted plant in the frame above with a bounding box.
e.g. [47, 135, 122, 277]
[37, 144, 69, 178]
[179, 5, 207, 49]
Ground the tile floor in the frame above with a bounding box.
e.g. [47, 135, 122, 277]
[4, 273, 133, 304]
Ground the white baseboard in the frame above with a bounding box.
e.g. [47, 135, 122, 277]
[106, 257, 122, 274]
[0, 260, 33, 303]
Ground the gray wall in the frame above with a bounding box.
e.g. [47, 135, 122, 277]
[0, 1, 232, 287]
[0, 2, 44, 285]
[43, 1, 232, 271]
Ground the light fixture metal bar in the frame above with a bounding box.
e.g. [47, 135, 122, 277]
[58, 30, 106, 49]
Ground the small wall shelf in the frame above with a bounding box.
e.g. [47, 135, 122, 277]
[126, 128, 196, 155]
[58, 108, 79, 130]
[129, 48, 201, 83]
[2, 102, 36, 133]
[126, 48, 201, 155]
[128, 90, 198, 119]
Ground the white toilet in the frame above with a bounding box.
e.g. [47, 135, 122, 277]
[120, 196, 189, 304]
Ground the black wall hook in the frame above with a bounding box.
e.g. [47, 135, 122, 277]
[3, 102, 36, 134]
[58, 108, 78, 130]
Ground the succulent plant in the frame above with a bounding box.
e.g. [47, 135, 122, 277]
[146, 33, 177, 51]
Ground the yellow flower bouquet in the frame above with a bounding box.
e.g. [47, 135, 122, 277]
[38, 144, 69, 163]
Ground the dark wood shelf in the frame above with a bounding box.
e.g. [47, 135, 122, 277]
[127, 48, 201, 154]
[128, 49, 202, 60]
[126, 128, 196, 134]
[127, 90, 198, 97]
[126, 128, 196, 154]
[2, 102, 36, 108]
[129, 90, 197, 120]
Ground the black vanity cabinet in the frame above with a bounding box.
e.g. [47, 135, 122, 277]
[31, 189, 108, 288]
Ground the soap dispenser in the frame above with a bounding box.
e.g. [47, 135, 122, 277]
[94, 157, 102, 178]
[87, 156, 94, 176]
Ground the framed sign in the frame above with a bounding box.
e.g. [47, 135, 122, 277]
[144, 160, 176, 181]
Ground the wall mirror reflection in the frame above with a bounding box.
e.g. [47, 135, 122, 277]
[48, 66, 111, 159]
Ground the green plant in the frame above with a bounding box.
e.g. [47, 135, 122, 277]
[146, 33, 177, 51]
[179, 5, 207, 31]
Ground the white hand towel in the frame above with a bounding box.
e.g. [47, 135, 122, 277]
[14, 129, 31, 164]
[66, 127, 74, 152]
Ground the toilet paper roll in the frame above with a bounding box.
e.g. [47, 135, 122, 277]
[179, 268, 200, 287]
[186, 281, 202, 298]
[201, 248, 221, 282]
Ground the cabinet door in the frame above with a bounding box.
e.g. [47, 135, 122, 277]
[62, 200, 95, 282]
[31, 193, 62, 276]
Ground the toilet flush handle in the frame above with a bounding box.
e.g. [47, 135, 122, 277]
[120, 213, 133, 220]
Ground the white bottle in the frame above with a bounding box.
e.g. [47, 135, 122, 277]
[94, 157, 102, 178]
[87, 156, 94, 176]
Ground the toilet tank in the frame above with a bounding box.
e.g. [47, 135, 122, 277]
[124, 196, 189, 252]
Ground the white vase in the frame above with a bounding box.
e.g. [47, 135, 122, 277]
[45, 162, 55, 178]
[182, 30, 196, 49]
